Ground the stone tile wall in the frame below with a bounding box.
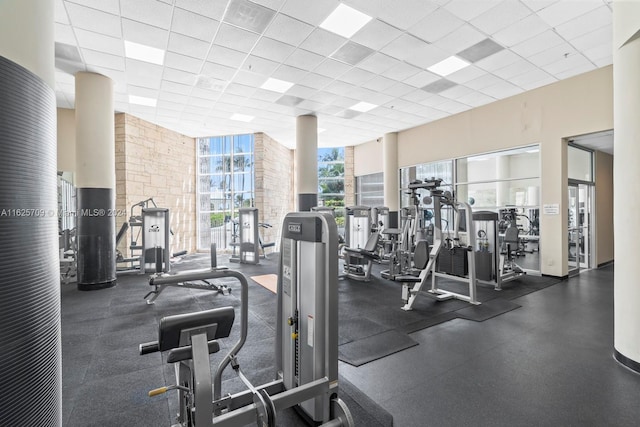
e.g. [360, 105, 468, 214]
[115, 113, 196, 258]
[254, 132, 294, 250]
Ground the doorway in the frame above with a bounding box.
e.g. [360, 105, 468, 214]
[567, 182, 593, 276]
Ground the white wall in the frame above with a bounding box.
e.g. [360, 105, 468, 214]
[355, 66, 613, 276]
[354, 139, 382, 177]
[57, 108, 76, 175]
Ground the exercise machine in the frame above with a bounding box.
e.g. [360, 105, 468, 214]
[144, 244, 231, 304]
[398, 179, 479, 310]
[474, 211, 525, 290]
[230, 207, 260, 264]
[342, 206, 377, 281]
[116, 198, 171, 274]
[140, 211, 353, 426]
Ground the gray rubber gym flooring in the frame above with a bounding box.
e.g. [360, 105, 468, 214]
[61, 257, 640, 426]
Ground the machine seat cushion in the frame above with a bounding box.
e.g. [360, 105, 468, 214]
[413, 240, 430, 270]
[382, 228, 402, 236]
[158, 307, 235, 352]
[166, 340, 221, 363]
[344, 233, 380, 260]
[393, 275, 422, 283]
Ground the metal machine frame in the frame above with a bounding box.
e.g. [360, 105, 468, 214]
[400, 180, 479, 310]
[140, 212, 353, 427]
[230, 207, 260, 265]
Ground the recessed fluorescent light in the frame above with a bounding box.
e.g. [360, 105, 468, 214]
[230, 113, 254, 122]
[427, 56, 470, 77]
[320, 4, 372, 38]
[129, 95, 157, 107]
[260, 77, 294, 93]
[124, 40, 165, 65]
[349, 101, 377, 112]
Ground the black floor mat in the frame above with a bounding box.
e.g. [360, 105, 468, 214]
[399, 312, 459, 334]
[338, 330, 419, 367]
[455, 298, 522, 321]
[339, 317, 391, 345]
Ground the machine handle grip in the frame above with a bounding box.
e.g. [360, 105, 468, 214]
[139, 341, 160, 355]
[148, 387, 168, 397]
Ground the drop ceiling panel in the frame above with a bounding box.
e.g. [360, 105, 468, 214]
[510, 30, 565, 57]
[440, 84, 474, 100]
[357, 53, 399, 74]
[437, 99, 470, 114]
[234, 71, 269, 87]
[280, 0, 338, 26]
[264, 14, 315, 46]
[457, 90, 496, 107]
[309, 90, 338, 104]
[441, 65, 486, 84]
[243, 55, 279, 75]
[284, 49, 326, 70]
[570, 25, 612, 52]
[339, 67, 377, 86]
[201, 62, 237, 80]
[351, 19, 403, 51]
[527, 43, 577, 67]
[120, 0, 173, 29]
[172, 7, 219, 42]
[314, 59, 351, 79]
[287, 85, 316, 99]
[168, 33, 211, 60]
[476, 49, 522, 72]
[74, 28, 123, 56]
[272, 64, 308, 83]
[409, 8, 465, 43]
[161, 80, 193, 95]
[207, 45, 247, 68]
[493, 13, 549, 47]
[543, 53, 593, 76]
[465, 73, 503, 90]
[331, 42, 374, 66]
[436, 24, 487, 55]
[509, 68, 555, 88]
[535, 0, 603, 28]
[298, 73, 333, 90]
[299, 29, 347, 57]
[65, 0, 120, 15]
[471, 0, 532, 35]
[225, 82, 257, 98]
[56, 0, 69, 24]
[404, 44, 451, 70]
[55, 23, 77, 45]
[82, 48, 125, 70]
[165, 52, 203, 73]
[65, 2, 121, 38]
[122, 19, 169, 49]
[554, 5, 611, 41]
[159, 91, 189, 103]
[215, 23, 260, 53]
[127, 85, 158, 98]
[362, 75, 399, 92]
[174, 0, 228, 19]
[481, 80, 522, 98]
[493, 59, 536, 80]
[381, 34, 432, 62]
[445, 0, 502, 22]
[376, 0, 439, 29]
[383, 82, 415, 97]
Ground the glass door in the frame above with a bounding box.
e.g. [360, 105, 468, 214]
[568, 182, 592, 275]
[567, 184, 580, 276]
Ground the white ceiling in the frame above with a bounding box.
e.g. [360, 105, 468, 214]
[54, 0, 614, 148]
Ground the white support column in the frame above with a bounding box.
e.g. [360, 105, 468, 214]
[383, 132, 399, 228]
[296, 115, 318, 211]
[75, 72, 117, 290]
[613, 0, 640, 372]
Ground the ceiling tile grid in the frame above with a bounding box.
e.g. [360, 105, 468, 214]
[54, 0, 614, 148]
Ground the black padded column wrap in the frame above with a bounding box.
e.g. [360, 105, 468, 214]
[0, 56, 61, 426]
[388, 211, 399, 228]
[298, 193, 317, 212]
[76, 188, 116, 290]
